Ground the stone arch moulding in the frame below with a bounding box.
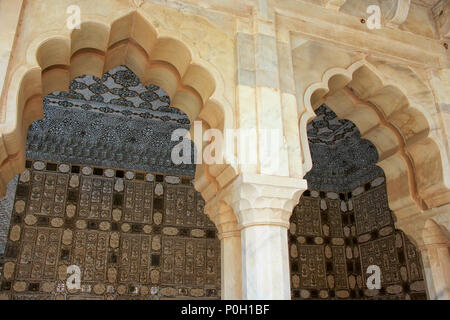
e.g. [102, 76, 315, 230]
[423, 218, 450, 247]
[299, 60, 450, 220]
[0, 11, 237, 197]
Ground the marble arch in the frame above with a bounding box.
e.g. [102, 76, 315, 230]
[299, 60, 450, 225]
[1, 0, 449, 301]
[0, 11, 237, 198]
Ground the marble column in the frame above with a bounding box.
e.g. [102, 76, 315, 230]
[230, 173, 307, 300]
[220, 229, 242, 300]
[421, 219, 450, 300]
[206, 201, 242, 300]
[240, 219, 291, 299]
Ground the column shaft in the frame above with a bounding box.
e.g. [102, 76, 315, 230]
[241, 224, 291, 300]
[220, 231, 242, 300]
[426, 245, 450, 299]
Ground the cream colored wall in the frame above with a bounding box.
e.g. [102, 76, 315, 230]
[0, 0, 449, 299]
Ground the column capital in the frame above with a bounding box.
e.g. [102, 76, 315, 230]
[204, 199, 239, 237]
[396, 203, 450, 249]
[220, 173, 307, 229]
[201, 173, 305, 300]
[421, 219, 450, 250]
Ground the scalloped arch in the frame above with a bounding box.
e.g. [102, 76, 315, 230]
[300, 60, 450, 219]
[0, 12, 237, 196]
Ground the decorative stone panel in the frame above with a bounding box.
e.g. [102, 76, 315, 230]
[0, 159, 220, 300]
[0, 176, 18, 254]
[290, 176, 427, 300]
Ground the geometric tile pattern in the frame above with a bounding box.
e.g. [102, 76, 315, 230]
[0, 159, 219, 300]
[353, 185, 392, 236]
[290, 176, 428, 300]
[0, 176, 18, 254]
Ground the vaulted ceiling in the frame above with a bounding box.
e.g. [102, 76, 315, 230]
[26, 66, 196, 177]
[305, 105, 383, 192]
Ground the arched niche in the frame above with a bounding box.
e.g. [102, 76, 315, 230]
[300, 61, 450, 221]
[0, 12, 237, 198]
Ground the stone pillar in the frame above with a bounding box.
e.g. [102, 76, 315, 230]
[421, 219, 450, 300]
[397, 205, 450, 300]
[240, 220, 291, 299]
[230, 173, 307, 300]
[220, 230, 242, 300]
[420, 249, 438, 299]
[199, 2, 307, 300]
[206, 201, 242, 300]
[235, 2, 304, 180]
